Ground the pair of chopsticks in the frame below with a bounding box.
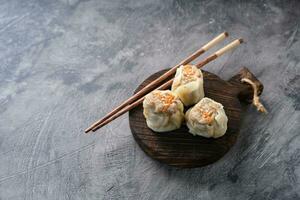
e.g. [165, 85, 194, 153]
[85, 32, 243, 133]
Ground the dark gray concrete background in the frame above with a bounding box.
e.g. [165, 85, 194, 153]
[0, 0, 299, 199]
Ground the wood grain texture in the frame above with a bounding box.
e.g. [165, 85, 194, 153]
[129, 68, 262, 168]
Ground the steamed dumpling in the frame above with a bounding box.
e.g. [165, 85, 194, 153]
[171, 64, 204, 106]
[185, 97, 228, 138]
[143, 90, 184, 132]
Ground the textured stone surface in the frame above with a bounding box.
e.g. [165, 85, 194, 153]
[0, 0, 299, 199]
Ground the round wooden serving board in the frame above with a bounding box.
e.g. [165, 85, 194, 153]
[129, 67, 263, 168]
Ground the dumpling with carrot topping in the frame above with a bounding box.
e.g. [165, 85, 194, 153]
[171, 64, 204, 106]
[185, 97, 228, 138]
[143, 90, 184, 132]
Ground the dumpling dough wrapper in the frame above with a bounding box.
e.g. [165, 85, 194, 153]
[185, 97, 228, 138]
[143, 90, 184, 132]
[171, 65, 204, 106]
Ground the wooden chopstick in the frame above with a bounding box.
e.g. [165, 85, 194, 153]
[91, 38, 244, 132]
[85, 32, 229, 133]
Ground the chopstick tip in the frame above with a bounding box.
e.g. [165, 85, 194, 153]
[224, 32, 229, 37]
[239, 38, 244, 44]
[84, 128, 91, 133]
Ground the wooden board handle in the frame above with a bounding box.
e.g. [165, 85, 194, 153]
[228, 67, 264, 104]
